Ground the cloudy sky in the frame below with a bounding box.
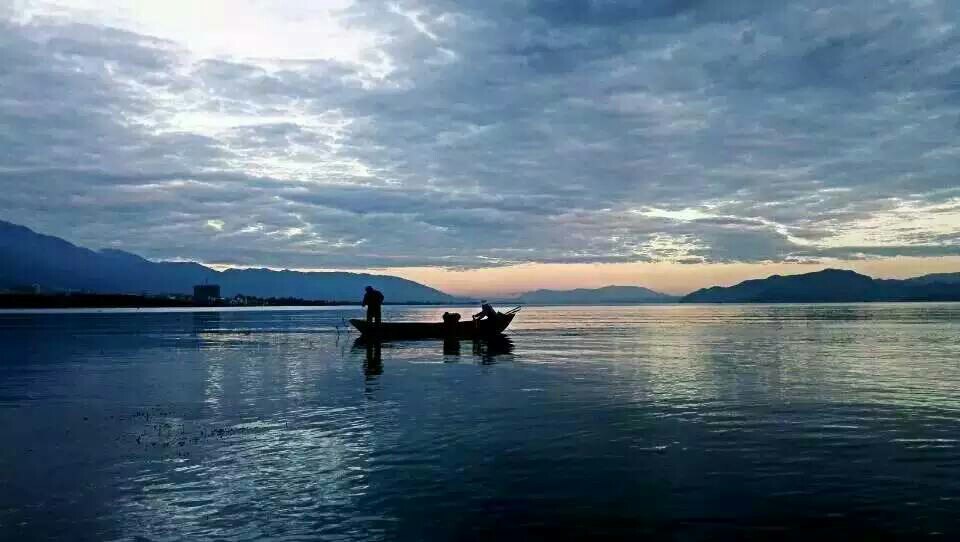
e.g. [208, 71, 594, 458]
[2, 0, 959, 295]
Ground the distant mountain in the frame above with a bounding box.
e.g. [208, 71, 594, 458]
[0, 220, 455, 302]
[510, 285, 676, 304]
[904, 272, 960, 285]
[681, 269, 960, 303]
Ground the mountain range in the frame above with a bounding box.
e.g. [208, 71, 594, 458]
[0, 220, 455, 303]
[3, 220, 959, 305]
[503, 285, 676, 304]
[681, 268, 960, 303]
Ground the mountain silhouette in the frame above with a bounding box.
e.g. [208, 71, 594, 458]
[0, 220, 455, 302]
[510, 285, 675, 304]
[682, 268, 960, 303]
[903, 272, 960, 285]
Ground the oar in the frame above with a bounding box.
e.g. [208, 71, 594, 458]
[502, 306, 522, 315]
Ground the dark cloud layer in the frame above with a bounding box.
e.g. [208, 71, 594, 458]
[1, 1, 959, 269]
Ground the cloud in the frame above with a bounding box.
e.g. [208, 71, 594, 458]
[1, 0, 959, 270]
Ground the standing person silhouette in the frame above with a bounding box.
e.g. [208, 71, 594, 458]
[362, 286, 384, 324]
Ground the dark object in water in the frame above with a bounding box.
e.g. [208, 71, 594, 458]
[351, 312, 516, 340]
[442, 312, 461, 323]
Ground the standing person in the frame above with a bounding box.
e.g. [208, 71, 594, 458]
[362, 286, 384, 324]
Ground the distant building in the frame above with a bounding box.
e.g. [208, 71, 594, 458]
[193, 284, 221, 304]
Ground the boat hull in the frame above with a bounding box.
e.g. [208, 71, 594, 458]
[350, 313, 515, 340]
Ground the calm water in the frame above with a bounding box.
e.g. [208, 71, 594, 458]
[1, 304, 959, 540]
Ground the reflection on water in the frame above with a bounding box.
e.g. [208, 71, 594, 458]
[1, 304, 960, 540]
[355, 334, 514, 371]
[443, 337, 461, 357]
[362, 340, 383, 378]
[191, 310, 221, 335]
[472, 334, 515, 363]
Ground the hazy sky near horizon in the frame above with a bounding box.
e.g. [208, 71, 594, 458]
[2, 0, 959, 295]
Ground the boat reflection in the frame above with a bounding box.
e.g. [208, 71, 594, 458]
[471, 335, 515, 364]
[352, 335, 515, 373]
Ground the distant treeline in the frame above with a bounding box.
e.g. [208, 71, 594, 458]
[0, 293, 196, 309]
[0, 292, 458, 309]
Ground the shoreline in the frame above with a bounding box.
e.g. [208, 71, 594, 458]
[0, 293, 458, 310]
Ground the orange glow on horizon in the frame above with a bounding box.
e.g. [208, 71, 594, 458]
[370, 257, 960, 297]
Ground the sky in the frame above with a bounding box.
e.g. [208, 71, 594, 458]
[1, 0, 959, 296]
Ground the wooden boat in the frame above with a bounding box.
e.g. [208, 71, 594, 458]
[350, 312, 516, 340]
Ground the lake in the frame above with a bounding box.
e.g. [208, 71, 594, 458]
[1, 304, 959, 540]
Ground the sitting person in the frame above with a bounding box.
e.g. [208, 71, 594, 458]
[473, 302, 499, 321]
